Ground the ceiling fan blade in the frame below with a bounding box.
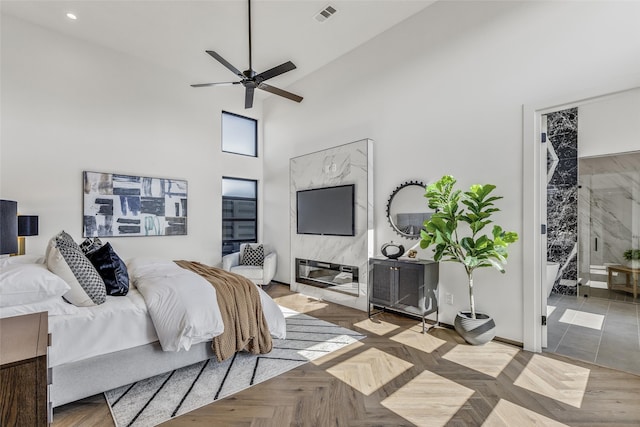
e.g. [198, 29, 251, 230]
[206, 50, 244, 78]
[255, 61, 297, 82]
[258, 83, 303, 103]
[245, 86, 255, 109]
[190, 82, 241, 88]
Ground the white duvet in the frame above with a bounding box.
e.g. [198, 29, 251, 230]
[128, 258, 286, 352]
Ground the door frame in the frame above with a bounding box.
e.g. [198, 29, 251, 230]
[521, 79, 640, 352]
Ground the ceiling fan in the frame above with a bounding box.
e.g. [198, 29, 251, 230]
[191, 0, 303, 109]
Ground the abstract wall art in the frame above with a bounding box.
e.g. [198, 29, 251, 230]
[83, 171, 187, 237]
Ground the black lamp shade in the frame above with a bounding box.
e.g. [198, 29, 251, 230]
[0, 200, 18, 255]
[18, 215, 39, 237]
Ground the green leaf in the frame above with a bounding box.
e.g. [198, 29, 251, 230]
[419, 175, 519, 306]
[486, 258, 506, 273]
[464, 256, 480, 268]
[503, 231, 519, 243]
[460, 237, 474, 254]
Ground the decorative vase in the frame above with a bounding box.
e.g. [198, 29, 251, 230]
[454, 311, 496, 345]
[381, 241, 404, 259]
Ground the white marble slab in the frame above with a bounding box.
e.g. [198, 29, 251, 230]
[290, 139, 373, 310]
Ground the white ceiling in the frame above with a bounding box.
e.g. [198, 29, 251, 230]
[1, 0, 435, 102]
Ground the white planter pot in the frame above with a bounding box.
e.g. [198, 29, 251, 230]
[626, 260, 640, 269]
[453, 311, 496, 345]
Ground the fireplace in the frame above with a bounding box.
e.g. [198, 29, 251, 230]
[295, 258, 359, 296]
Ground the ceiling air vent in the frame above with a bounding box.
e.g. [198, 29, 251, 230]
[313, 5, 337, 23]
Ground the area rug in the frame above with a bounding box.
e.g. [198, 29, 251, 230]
[104, 306, 366, 427]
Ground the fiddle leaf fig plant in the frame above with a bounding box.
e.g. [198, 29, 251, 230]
[420, 175, 519, 319]
[623, 249, 640, 261]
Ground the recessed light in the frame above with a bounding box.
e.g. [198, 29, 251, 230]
[66, 12, 77, 20]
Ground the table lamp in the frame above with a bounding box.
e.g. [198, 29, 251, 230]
[0, 200, 18, 255]
[18, 215, 39, 256]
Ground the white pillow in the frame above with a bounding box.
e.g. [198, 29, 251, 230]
[0, 254, 45, 269]
[0, 263, 71, 307]
[127, 257, 176, 283]
[0, 296, 79, 318]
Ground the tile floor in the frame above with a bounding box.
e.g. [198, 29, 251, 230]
[545, 292, 640, 375]
[588, 285, 639, 303]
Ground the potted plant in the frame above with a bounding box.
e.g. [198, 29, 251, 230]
[420, 175, 518, 345]
[623, 249, 640, 269]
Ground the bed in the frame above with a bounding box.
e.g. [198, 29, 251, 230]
[0, 255, 286, 408]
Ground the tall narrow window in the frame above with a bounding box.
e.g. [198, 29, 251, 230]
[221, 111, 257, 157]
[222, 177, 257, 256]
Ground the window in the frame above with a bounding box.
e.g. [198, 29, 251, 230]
[221, 111, 257, 157]
[222, 177, 257, 256]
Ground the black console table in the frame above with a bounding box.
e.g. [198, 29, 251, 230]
[368, 257, 439, 332]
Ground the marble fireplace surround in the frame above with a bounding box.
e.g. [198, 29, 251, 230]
[289, 139, 374, 311]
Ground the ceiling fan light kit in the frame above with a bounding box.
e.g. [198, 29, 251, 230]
[191, 0, 303, 109]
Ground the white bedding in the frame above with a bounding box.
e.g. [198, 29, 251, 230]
[131, 260, 225, 352]
[48, 289, 157, 366]
[129, 258, 286, 352]
[27, 257, 286, 367]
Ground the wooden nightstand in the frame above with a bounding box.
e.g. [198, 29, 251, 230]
[0, 312, 51, 426]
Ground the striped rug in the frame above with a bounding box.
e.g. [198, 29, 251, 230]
[104, 307, 365, 427]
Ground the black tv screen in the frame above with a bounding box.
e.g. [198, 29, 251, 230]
[296, 185, 355, 236]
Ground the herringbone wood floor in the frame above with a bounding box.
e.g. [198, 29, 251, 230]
[53, 284, 640, 427]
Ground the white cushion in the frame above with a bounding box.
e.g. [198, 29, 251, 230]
[230, 265, 263, 281]
[0, 263, 71, 307]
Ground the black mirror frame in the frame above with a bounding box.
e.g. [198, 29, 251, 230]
[385, 180, 427, 240]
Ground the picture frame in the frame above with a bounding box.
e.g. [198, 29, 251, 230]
[83, 171, 187, 237]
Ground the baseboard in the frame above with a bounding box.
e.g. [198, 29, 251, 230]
[270, 280, 290, 287]
[436, 321, 523, 348]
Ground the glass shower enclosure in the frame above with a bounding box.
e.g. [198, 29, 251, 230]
[578, 152, 640, 302]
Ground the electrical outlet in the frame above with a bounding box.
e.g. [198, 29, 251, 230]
[445, 293, 454, 305]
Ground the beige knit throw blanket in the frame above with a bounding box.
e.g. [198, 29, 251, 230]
[174, 260, 273, 362]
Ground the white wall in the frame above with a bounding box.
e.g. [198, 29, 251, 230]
[263, 1, 640, 342]
[578, 88, 640, 158]
[1, 14, 264, 263]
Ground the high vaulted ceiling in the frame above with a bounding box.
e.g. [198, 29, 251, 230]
[1, 1, 435, 104]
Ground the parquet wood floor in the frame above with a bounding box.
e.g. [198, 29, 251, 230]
[53, 284, 640, 427]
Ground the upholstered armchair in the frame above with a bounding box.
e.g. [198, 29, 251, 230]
[222, 243, 277, 287]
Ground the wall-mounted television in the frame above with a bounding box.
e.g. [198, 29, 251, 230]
[296, 184, 355, 236]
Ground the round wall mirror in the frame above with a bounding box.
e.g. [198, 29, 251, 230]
[386, 180, 432, 239]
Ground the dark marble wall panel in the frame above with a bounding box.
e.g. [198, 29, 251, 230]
[546, 108, 578, 294]
[549, 158, 578, 187]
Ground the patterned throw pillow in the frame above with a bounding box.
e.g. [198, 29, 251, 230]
[79, 237, 103, 255]
[46, 231, 107, 306]
[241, 244, 264, 266]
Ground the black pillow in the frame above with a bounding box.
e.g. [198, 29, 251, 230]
[85, 242, 129, 296]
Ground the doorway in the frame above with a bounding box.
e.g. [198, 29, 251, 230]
[578, 153, 640, 303]
[541, 92, 640, 375]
